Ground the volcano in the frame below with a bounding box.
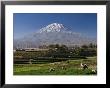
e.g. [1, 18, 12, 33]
[14, 23, 96, 49]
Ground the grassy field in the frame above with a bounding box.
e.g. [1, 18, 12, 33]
[14, 56, 97, 75]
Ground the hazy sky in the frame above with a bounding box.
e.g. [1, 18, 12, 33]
[13, 13, 97, 39]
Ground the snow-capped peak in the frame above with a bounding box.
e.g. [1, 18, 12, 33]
[39, 23, 67, 33]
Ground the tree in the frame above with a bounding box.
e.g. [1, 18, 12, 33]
[81, 44, 88, 49]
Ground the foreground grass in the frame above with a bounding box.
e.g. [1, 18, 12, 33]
[14, 57, 97, 75]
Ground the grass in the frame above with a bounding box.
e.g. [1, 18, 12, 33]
[14, 56, 97, 75]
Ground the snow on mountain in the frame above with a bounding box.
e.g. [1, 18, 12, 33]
[14, 23, 96, 49]
[39, 23, 67, 33]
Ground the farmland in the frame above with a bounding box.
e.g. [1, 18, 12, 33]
[14, 56, 97, 75]
[14, 44, 97, 75]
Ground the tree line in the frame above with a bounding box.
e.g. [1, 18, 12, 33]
[43, 43, 97, 58]
[14, 43, 97, 60]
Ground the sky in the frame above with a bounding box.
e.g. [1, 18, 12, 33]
[13, 13, 97, 39]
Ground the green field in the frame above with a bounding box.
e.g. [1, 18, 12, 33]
[14, 56, 97, 75]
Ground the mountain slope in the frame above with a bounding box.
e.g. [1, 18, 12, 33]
[14, 23, 96, 49]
